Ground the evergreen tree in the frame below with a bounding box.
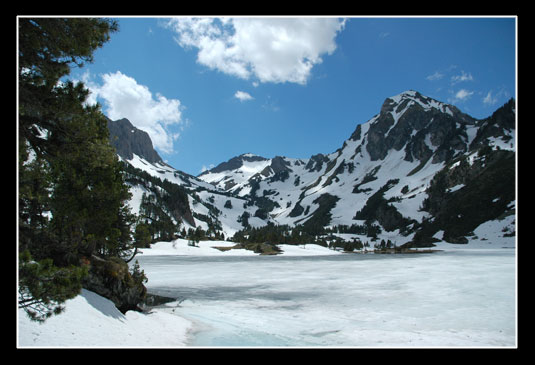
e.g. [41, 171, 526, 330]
[134, 223, 152, 249]
[18, 18, 133, 321]
[45, 98, 134, 263]
[19, 18, 118, 158]
[18, 250, 88, 322]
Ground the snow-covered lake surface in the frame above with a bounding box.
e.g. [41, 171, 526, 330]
[18, 240, 516, 348]
[136, 247, 516, 348]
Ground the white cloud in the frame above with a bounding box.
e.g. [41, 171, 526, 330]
[234, 90, 253, 102]
[166, 17, 346, 85]
[449, 89, 474, 103]
[84, 71, 183, 155]
[451, 70, 474, 84]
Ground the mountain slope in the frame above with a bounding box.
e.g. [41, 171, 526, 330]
[197, 90, 515, 246]
[109, 90, 515, 247]
[107, 118, 264, 240]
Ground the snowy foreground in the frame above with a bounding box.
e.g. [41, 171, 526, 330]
[17, 241, 338, 348]
[18, 236, 516, 348]
[17, 288, 192, 347]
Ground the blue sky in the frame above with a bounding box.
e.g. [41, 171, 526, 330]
[71, 17, 516, 176]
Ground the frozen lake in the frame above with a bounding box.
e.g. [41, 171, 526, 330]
[136, 249, 516, 347]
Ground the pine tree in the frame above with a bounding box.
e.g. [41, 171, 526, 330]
[134, 223, 152, 249]
[18, 250, 88, 322]
[18, 18, 128, 321]
[19, 18, 118, 158]
[45, 98, 134, 263]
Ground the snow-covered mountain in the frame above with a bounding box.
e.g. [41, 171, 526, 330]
[110, 90, 516, 246]
[107, 119, 266, 239]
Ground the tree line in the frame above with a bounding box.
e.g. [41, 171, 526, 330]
[230, 221, 384, 247]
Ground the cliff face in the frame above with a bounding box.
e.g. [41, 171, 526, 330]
[107, 117, 163, 164]
[363, 91, 476, 163]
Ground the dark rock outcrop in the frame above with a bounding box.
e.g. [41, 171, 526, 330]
[366, 91, 476, 163]
[107, 118, 163, 164]
[305, 153, 329, 172]
[82, 255, 146, 313]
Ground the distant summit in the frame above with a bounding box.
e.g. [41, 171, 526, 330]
[107, 117, 163, 164]
[200, 153, 270, 176]
[359, 90, 477, 162]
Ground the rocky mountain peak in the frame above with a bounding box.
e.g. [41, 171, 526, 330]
[107, 118, 163, 164]
[364, 91, 477, 162]
[199, 153, 269, 176]
[381, 90, 463, 119]
[111, 90, 515, 248]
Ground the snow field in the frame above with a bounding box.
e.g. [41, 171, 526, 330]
[18, 289, 193, 347]
[137, 248, 516, 347]
[19, 233, 516, 347]
[139, 238, 342, 257]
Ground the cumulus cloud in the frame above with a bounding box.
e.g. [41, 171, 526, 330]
[166, 17, 346, 85]
[84, 71, 183, 155]
[234, 90, 253, 102]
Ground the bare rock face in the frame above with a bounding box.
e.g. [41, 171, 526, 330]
[107, 117, 163, 164]
[365, 91, 477, 163]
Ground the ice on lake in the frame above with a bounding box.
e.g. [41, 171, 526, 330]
[136, 249, 516, 347]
